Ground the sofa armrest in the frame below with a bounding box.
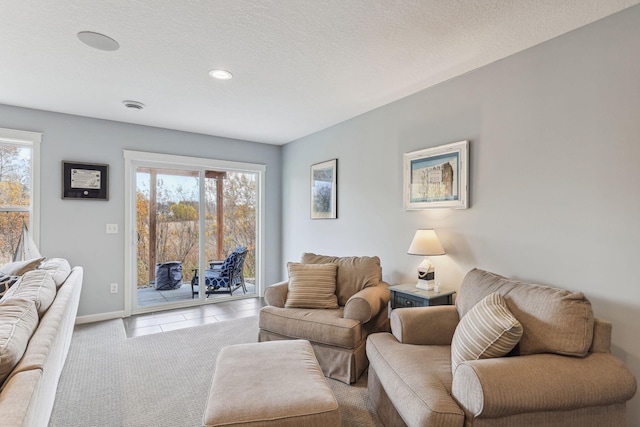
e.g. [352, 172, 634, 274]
[452, 353, 638, 419]
[344, 283, 390, 323]
[590, 317, 612, 353]
[390, 305, 459, 345]
[264, 281, 288, 307]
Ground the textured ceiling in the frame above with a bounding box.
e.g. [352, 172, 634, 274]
[1, 1, 638, 145]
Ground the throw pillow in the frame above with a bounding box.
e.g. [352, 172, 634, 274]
[0, 298, 39, 384]
[0, 257, 46, 276]
[451, 292, 523, 374]
[285, 262, 339, 309]
[3, 270, 57, 317]
[38, 258, 72, 289]
[0, 274, 20, 300]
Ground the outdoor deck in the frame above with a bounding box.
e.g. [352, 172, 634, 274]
[137, 281, 257, 307]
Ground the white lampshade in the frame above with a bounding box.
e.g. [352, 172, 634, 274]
[407, 229, 445, 256]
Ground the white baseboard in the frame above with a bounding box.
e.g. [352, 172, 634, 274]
[76, 310, 126, 325]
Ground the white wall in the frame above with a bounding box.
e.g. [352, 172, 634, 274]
[282, 6, 640, 423]
[0, 106, 282, 318]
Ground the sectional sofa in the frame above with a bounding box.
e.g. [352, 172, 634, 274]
[0, 258, 83, 427]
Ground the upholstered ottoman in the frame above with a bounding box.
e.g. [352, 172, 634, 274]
[203, 340, 340, 427]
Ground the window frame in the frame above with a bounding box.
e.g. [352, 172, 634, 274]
[0, 127, 42, 247]
[123, 149, 266, 316]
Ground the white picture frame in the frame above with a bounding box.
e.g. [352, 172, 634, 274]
[310, 159, 337, 219]
[403, 140, 469, 209]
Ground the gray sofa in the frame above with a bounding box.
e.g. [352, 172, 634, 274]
[0, 259, 83, 427]
[366, 268, 637, 426]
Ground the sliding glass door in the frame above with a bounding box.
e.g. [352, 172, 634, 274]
[124, 151, 264, 315]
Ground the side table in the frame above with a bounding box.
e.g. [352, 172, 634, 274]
[389, 283, 455, 310]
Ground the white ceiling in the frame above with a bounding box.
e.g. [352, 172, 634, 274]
[1, 1, 638, 145]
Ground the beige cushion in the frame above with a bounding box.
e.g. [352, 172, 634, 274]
[259, 306, 362, 349]
[0, 298, 39, 384]
[37, 258, 71, 289]
[285, 263, 338, 309]
[301, 253, 382, 306]
[0, 257, 45, 277]
[457, 268, 594, 356]
[366, 333, 465, 426]
[3, 270, 56, 317]
[451, 292, 523, 373]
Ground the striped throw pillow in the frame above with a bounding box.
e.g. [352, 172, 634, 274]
[451, 292, 523, 373]
[285, 262, 338, 309]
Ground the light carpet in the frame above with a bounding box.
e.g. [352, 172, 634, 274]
[49, 316, 384, 427]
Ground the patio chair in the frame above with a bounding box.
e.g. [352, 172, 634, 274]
[191, 247, 248, 298]
[155, 261, 182, 290]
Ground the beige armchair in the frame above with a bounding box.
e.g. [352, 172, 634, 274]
[366, 269, 637, 426]
[258, 253, 390, 384]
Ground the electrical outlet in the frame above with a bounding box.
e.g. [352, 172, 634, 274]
[106, 224, 118, 234]
[110, 283, 118, 293]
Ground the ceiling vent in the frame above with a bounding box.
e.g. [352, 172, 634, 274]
[123, 100, 145, 110]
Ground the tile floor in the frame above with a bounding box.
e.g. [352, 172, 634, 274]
[123, 297, 266, 338]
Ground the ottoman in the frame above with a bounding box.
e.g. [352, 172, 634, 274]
[203, 340, 341, 427]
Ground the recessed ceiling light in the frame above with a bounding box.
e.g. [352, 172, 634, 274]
[123, 100, 145, 110]
[209, 69, 233, 80]
[77, 31, 120, 51]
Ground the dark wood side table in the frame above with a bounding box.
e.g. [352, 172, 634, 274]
[389, 283, 456, 310]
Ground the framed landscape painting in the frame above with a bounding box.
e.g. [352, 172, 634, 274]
[403, 140, 468, 210]
[311, 159, 337, 219]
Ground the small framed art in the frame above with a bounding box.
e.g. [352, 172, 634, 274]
[310, 159, 337, 219]
[62, 161, 109, 200]
[403, 140, 468, 209]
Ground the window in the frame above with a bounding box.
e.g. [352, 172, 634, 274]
[0, 128, 41, 264]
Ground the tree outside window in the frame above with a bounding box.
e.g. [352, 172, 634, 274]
[0, 130, 39, 265]
[134, 169, 256, 288]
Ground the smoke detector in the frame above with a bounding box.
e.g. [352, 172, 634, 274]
[123, 100, 145, 111]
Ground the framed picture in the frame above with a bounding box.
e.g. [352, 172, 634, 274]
[311, 159, 337, 219]
[62, 161, 109, 200]
[403, 140, 468, 209]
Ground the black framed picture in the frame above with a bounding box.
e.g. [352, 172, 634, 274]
[62, 161, 109, 200]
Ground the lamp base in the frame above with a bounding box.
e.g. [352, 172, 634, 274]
[416, 280, 434, 291]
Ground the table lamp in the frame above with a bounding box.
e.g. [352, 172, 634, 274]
[407, 229, 445, 290]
